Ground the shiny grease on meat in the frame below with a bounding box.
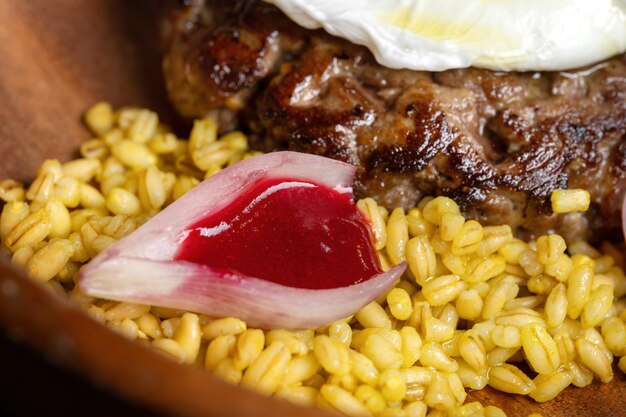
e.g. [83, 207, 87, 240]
[161, 0, 626, 242]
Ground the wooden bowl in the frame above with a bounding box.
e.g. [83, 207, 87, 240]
[0, 1, 623, 416]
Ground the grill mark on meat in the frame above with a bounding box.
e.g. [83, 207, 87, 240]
[161, 0, 626, 242]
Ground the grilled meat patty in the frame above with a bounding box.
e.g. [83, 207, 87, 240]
[161, 0, 626, 242]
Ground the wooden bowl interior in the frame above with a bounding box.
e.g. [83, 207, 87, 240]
[0, 2, 623, 417]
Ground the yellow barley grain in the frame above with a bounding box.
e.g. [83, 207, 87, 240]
[406, 236, 437, 286]
[544, 254, 573, 282]
[54, 177, 81, 208]
[521, 323, 560, 375]
[487, 347, 520, 367]
[498, 240, 527, 265]
[111, 140, 157, 169]
[581, 285, 613, 329]
[455, 358, 488, 390]
[11, 246, 34, 267]
[328, 374, 358, 392]
[482, 276, 518, 319]
[575, 338, 613, 383]
[582, 328, 613, 363]
[80, 138, 109, 160]
[79, 183, 106, 209]
[348, 349, 379, 386]
[213, 358, 243, 385]
[441, 252, 466, 276]
[601, 317, 626, 356]
[361, 333, 403, 371]
[527, 274, 558, 295]
[160, 317, 181, 339]
[320, 384, 372, 417]
[233, 329, 265, 371]
[351, 328, 401, 351]
[491, 325, 522, 349]
[544, 283, 568, 329]
[399, 326, 422, 368]
[455, 289, 483, 321]
[99, 156, 126, 180]
[407, 208, 434, 238]
[172, 313, 201, 364]
[137, 166, 167, 210]
[484, 406, 507, 417]
[444, 371, 467, 406]
[275, 386, 318, 407]
[205, 334, 237, 372]
[488, 363, 535, 394]
[536, 234, 566, 265]
[386, 208, 408, 264]
[422, 274, 465, 307]
[106, 188, 141, 216]
[356, 301, 392, 329]
[450, 402, 484, 417]
[148, 132, 178, 154]
[136, 313, 163, 339]
[242, 341, 291, 394]
[152, 338, 186, 362]
[172, 175, 200, 201]
[329, 320, 353, 347]
[422, 197, 460, 226]
[440, 213, 465, 242]
[355, 385, 386, 415]
[567, 361, 594, 388]
[567, 265, 594, 320]
[424, 372, 455, 411]
[315, 335, 351, 376]
[357, 198, 387, 250]
[192, 142, 233, 171]
[5, 209, 52, 252]
[189, 118, 217, 151]
[529, 368, 573, 402]
[84, 102, 114, 135]
[0, 179, 25, 202]
[266, 329, 308, 355]
[458, 331, 487, 372]
[281, 353, 320, 386]
[99, 173, 126, 197]
[202, 317, 247, 340]
[553, 332, 576, 363]
[464, 255, 506, 283]
[45, 198, 71, 238]
[379, 369, 407, 402]
[550, 189, 590, 213]
[450, 220, 482, 254]
[495, 308, 546, 329]
[1, 201, 30, 241]
[476, 225, 513, 257]
[436, 304, 459, 328]
[63, 158, 101, 183]
[104, 303, 151, 321]
[618, 356, 626, 374]
[419, 342, 458, 373]
[127, 109, 158, 143]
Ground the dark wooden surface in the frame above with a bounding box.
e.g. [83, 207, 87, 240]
[0, 1, 624, 416]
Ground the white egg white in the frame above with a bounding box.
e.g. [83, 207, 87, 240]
[265, 0, 626, 71]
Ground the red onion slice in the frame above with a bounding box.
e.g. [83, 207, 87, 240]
[80, 151, 406, 329]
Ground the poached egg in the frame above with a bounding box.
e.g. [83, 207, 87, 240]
[265, 0, 626, 71]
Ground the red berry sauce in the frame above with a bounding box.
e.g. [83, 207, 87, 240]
[174, 177, 382, 289]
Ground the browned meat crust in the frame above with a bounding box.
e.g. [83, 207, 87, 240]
[161, 0, 626, 242]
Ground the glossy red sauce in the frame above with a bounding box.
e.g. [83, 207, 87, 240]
[174, 177, 382, 289]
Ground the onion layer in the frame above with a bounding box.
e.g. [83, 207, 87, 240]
[80, 151, 406, 329]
